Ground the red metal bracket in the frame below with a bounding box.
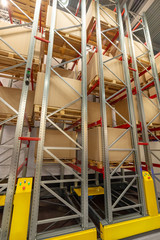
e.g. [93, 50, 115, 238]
[34, 36, 50, 43]
[67, 163, 81, 173]
[150, 94, 157, 99]
[87, 20, 96, 44]
[64, 119, 81, 131]
[8, 8, 13, 24]
[114, 123, 130, 129]
[19, 137, 40, 141]
[138, 142, 149, 146]
[128, 67, 137, 72]
[132, 19, 142, 32]
[88, 119, 102, 129]
[88, 164, 104, 174]
[75, 0, 81, 16]
[87, 79, 99, 95]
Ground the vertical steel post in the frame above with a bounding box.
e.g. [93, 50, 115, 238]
[60, 165, 64, 189]
[116, 0, 146, 216]
[124, 4, 159, 209]
[142, 12, 160, 207]
[0, 1, 42, 239]
[142, 13, 160, 104]
[95, 0, 113, 223]
[0, 126, 3, 144]
[28, 1, 58, 239]
[81, 0, 88, 229]
[124, 4, 153, 174]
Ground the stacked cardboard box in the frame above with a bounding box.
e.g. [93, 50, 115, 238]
[86, 1, 118, 48]
[34, 72, 81, 111]
[0, 20, 42, 60]
[35, 128, 77, 161]
[115, 95, 160, 125]
[87, 52, 124, 86]
[88, 127, 133, 164]
[0, 86, 34, 122]
[114, 37, 149, 65]
[88, 101, 112, 126]
[45, 6, 81, 60]
[0, 20, 42, 80]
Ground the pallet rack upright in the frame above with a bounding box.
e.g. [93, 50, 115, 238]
[95, 0, 146, 224]
[28, 0, 92, 239]
[0, 0, 42, 239]
[124, 2, 160, 206]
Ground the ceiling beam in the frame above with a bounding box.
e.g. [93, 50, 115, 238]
[120, 0, 127, 8]
[131, 0, 155, 28]
[128, 0, 134, 10]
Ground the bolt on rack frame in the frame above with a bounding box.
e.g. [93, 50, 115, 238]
[0, 0, 42, 239]
[95, 0, 146, 224]
[28, 0, 90, 239]
[124, 3, 160, 207]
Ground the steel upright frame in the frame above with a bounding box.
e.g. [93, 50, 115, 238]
[124, 3, 160, 206]
[0, 0, 42, 239]
[0, 0, 33, 184]
[28, 0, 89, 239]
[95, 0, 146, 224]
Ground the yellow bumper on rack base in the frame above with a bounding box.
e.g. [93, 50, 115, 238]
[100, 214, 160, 240]
[45, 228, 97, 240]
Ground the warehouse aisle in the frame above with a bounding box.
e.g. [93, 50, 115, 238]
[123, 229, 160, 239]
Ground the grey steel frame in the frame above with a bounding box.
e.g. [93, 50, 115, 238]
[0, 0, 42, 239]
[28, 0, 89, 239]
[0, 0, 35, 183]
[95, 0, 146, 224]
[124, 4, 160, 205]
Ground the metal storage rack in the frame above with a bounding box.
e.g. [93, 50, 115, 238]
[0, 0, 42, 238]
[124, 3, 160, 205]
[0, 1, 45, 204]
[0, 0, 160, 239]
[28, 0, 90, 238]
[95, 0, 146, 223]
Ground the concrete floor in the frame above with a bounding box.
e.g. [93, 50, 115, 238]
[123, 229, 160, 240]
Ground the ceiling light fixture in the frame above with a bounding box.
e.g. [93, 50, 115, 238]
[1, 0, 8, 7]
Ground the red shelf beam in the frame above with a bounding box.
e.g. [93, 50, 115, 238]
[19, 137, 40, 141]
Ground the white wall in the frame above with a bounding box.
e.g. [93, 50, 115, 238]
[0, 125, 79, 178]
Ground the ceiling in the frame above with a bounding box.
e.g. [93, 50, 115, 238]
[144, 0, 160, 52]
[57, 0, 160, 53]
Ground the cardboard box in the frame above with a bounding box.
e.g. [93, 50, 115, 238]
[34, 72, 81, 111]
[145, 55, 160, 82]
[115, 37, 149, 64]
[87, 1, 117, 31]
[86, 2, 118, 48]
[0, 20, 42, 60]
[88, 127, 133, 163]
[46, 5, 81, 39]
[35, 129, 77, 160]
[88, 101, 112, 126]
[115, 95, 160, 125]
[87, 52, 124, 85]
[0, 86, 34, 119]
[149, 87, 157, 97]
[41, 65, 76, 79]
